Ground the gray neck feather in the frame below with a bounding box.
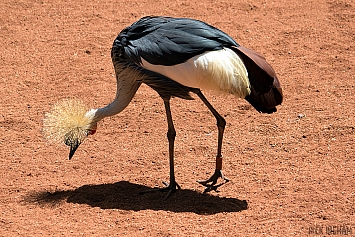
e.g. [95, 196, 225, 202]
[93, 62, 145, 121]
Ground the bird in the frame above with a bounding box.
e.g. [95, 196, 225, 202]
[43, 16, 283, 199]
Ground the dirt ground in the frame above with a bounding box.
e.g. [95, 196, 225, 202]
[1, 0, 354, 236]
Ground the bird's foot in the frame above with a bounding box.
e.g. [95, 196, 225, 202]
[139, 181, 181, 200]
[197, 169, 229, 194]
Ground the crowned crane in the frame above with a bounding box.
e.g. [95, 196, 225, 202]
[43, 16, 283, 199]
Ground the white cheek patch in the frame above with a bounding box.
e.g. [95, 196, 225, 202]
[141, 48, 251, 98]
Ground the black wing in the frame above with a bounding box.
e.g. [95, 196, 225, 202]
[111, 16, 283, 111]
[113, 16, 239, 66]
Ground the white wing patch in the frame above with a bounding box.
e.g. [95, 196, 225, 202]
[141, 48, 251, 98]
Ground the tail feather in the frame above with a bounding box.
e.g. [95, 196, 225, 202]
[232, 46, 283, 113]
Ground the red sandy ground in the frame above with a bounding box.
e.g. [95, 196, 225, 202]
[0, 0, 354, 236]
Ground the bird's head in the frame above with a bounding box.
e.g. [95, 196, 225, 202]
[43, 99, 98, 160]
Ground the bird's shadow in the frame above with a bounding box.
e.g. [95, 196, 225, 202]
[24, 181, 248, 214]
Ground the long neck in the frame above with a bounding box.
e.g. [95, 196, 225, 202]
[93, 62, 145, 121]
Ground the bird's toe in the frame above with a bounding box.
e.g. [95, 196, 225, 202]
[140, 181, 181, 200]
[197, 169, 229, 193]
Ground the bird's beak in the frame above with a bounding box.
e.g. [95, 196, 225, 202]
[64, 133, 82, 160]
[68, 140, 81, 160]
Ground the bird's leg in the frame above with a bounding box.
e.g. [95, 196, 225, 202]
[162, 99, 181, 197]
[195, 91, 230, 194]
[140, 99, 180, 200]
